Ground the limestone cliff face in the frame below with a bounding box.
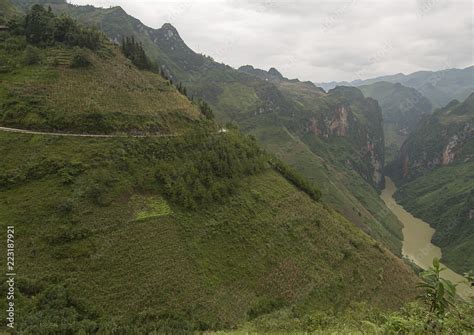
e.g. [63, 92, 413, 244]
[305, 87, 385, 189]
[392, 94, 474, 182]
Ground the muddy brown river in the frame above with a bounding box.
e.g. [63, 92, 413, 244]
[381, 177, 473, 300]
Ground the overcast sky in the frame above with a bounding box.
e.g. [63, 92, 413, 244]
[69, 0, 473, 82]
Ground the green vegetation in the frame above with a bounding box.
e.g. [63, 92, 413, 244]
[198, 99, 214, 120]
[10, 4, 102, 49]
[132, 195, 172, 220]
[0, 9, 204, 134]
[16, 0, 408, 257]
[417, 258, 456, 318]
[0, 130, 420, 333]
[207, 260, 473, 334]
[269, 158, 321, 201]
[154, 131, 267, 209]
[0, 0, 20, 23]
[0, 4, 422, 332]
[395, 162, 474, 273]
[393, 94, 474, 273]
[3, 2, 471, 333]
[359, 81, 432, 165]
[120, 35, 150, 70]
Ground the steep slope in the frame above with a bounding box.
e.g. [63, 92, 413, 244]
[0, 7, 420, 333]
[12, 0, 412, 255]
[391, 94, 474, 273]
[0, 0, 19, 21]
[319, 66, 474, 108]
[359, 81, 433, 164]
[235, 66, 404, 252]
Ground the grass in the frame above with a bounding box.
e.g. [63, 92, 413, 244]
[131, 195, 172, 220]
[0, 129, 419, 332]
[249, 126, 403, 256]
[0, 37, 203, 134]
[0, 12, 418, 332]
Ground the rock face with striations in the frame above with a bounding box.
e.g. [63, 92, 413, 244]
[391, 93, 474, 182]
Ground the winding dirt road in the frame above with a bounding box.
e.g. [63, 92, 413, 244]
[0, 126, 178, 138]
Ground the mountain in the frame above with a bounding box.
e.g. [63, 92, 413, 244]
[390, 94, 474, 273]
[10, 0, 412, 255]
[318, 67, 474, 108]
[0, 5, 421, 333]
[0, 0, 19, 20]
[359, 81, 433, 164]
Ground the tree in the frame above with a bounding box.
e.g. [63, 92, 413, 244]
[70, 47, 91, 68]
[198, 100, 214, 120]
[120, 36, 151, 70]
[21, 5, 102, 50]
[416, 258, 456, 317]
[23, 45, 41, 65]
[24, 4, 54, 45]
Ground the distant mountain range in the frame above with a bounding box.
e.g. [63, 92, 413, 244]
[317, 66, 474, 108]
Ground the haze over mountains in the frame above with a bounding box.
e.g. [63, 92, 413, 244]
[317, 66, 474, 108]
[1, 0, 473, 333]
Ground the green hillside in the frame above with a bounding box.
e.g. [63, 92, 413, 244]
[0, 0, 19, 22]
[0, 6, 423, 333]
[0, 25, 201, 134]
[5, 0, 413, 256]
[393, 94, 474, 273]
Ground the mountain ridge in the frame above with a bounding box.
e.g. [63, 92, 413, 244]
[0, 5, 420, 332]
[317, 66, 474, 108]
[14, 0, 411, 254]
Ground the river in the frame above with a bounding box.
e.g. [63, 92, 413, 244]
[381, 177, 473, 300]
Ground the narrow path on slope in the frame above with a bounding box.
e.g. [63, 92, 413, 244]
[0, 126, 180, 138]
[381, 176, 473, 300]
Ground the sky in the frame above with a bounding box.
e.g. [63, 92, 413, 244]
[69, 0, 474, 82]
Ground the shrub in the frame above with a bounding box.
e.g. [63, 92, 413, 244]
[198, 100, 214, 120]
[269, 158, 322, 201]
[153, 131, 266, 208]
[120, 36, 151, 69]
[70, 47, 91, 68]
[19, 5, 102, 50]
[23, 45, 41, 65]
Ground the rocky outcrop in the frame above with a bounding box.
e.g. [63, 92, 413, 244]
[392, 94, 474, 182]
[329, 106, 349, 136]
[304, 87, 385, 189]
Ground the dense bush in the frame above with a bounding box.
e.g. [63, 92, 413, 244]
[70, 47, 91, 68]
[154, 131, 266, 208]
[23, 45, 41, 65]
[120, 36, 151, 70]
[269, 158, 322, 201]
[198, 99, 215, 120]
[12, 4, 102, 50]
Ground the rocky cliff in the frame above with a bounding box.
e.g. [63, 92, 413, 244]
[392, 94, 474, 182]
[392, 94, 474, 273]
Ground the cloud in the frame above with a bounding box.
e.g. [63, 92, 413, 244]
[70, 0, 473, 82]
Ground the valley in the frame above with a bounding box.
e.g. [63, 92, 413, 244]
[0, 0, 473, 333]
[381, 177, 473, 300]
